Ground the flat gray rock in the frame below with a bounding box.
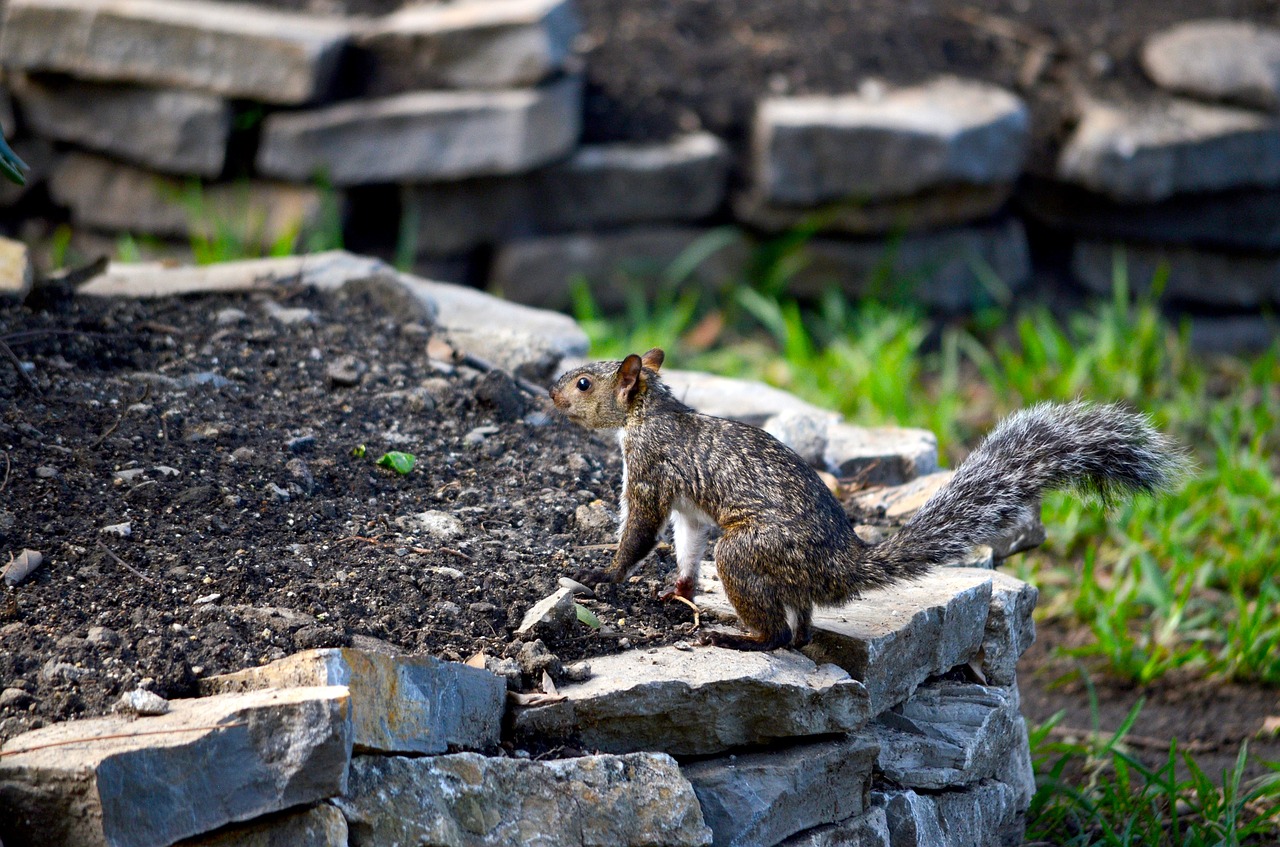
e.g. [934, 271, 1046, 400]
[49, 152, 324, 246]
[0, 0, 349, 104]
[735, 182, 1012, 236]
[489, 225, 749, 311]
[0, 686, 352, 847]
[1058, 97, 1280, 203]
[753, 77, 1028, 206]
[179, 803, 348, 847]
[200, 647, 504, 755]
[1073, 239, 1280, 309]
[787, 219, 1032, 313]
[404, 133, 730, 255]
[13, 74, 231, 177]
[981, 570, 1038, 686]
[683, 735, 878, 847]
[1143, 20, 1280, 111]
[824, 422, 939, 485]
[659, 369, 840, 427]
[257, 76, 581, 186]
[871, 680, 1021, 789]
[335, 752, 712, 847]
[511, 646, 870, 756]
[357, 0, 579, 94]
[699, 568, 993, 714]
[779, 807, 890, 847]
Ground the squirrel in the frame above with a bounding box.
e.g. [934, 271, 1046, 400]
[549, 348, 1186, 652]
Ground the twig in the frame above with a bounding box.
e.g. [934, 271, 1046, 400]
[438, 547, 473, 562]
[671, 594, 701, 630]
[0, 721, 247, 758]
[97, 541, 155, 584]
[0, 449, 9, 494]
[0, 336, 39, 395]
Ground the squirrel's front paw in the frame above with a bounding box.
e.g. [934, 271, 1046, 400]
[572, 567, 615, 588]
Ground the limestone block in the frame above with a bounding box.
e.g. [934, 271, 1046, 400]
[489, 225, 749, 311]
[735, 182, 1013, 236]
[1018, 176, 1280, 252]
[659, 369, 840, 427]
[200, 647, 504, 755]
[0, 686, 352, 847]
[698, 568, 993, 714]
[257, 76, 581, 186]
[982, 571, 1038, 687]
[0, 236, 33, 301]
[787, 219, 1032, 312]
[753, 77, 1029, 206]
[779, 807, 891, 847]
[683, 735, 878, 847]
[511, 646, 870, 756]
[763, 410, 829, 467]
[1058, 98, 1280, 203]
[1072, 239, 1280, 309]
[1143, 21, 1280, 111]
[0, 0, 349, 104]
[13, 74, 231, 177]
[335, 752, 713, 847]
[404, 133, 730, 254]
[405, 275, 588, 376]
[357, 0, 579, 94]
[823, 422, 938, 485]
[176, 803, 348, 847]
[49, 153, 326, 248]
[871, 681, 1020, 789]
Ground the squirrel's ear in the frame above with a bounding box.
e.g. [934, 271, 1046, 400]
[616, 354, 644, 404]
[641, 348, 664, 372]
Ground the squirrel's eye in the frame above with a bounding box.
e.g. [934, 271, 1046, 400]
[576, 377, 591, 391]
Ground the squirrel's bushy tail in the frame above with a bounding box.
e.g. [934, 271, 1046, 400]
[861, 401, 1186, 583]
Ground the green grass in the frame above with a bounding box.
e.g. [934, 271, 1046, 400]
[571, 236, 1280, 844]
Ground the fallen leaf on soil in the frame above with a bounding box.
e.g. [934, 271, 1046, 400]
[2, 549, 42, 586]
[376, 451, 416, 474]
[574, 603, 602, 629]
[465, 652, 488, 670]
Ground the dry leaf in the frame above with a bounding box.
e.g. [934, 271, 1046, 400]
[3, 550, 43, 587]
[541, 670, 559, 697]
[465, 652, 488, 670]
[508, 691, 567, 707]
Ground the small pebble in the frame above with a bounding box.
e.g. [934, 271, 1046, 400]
[115, 688, 171, 716]
[101, 522, 132, 538]
[34, 466, 57, 479]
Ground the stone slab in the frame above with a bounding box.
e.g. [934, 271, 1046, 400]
[511, 646, 871, 756]
[336, 752, 712, 847]
[1057, 97, 1280, 203]
[753, 77, 1028, 206]
[176, 803, 348, 847]
[735, 182, 1012, 236]
[0, 236, 33, 301]
[1142, 20, 1280, 111]
[200, 647, 504, 754]
[1187, 314, 1280, 354]
[823, 422, 939, 485]
[489, 225, 749, 312]
[786, 219, 1032, 312]
[0, 0, 349, 104]
[403, 133, 730, 254]
[356, 0, 578, 94]
[981, 571, 1037, 687]
[779, 806, 891, 847]
[658, 369, 841, 428]
[49, 153, 325, 247]
[871, 681, 1021, 789]
[0, 686, 352, 847]
[683, 735, 878, 847]
[257, 76, 581, 186]
[13, 74, 231, 177]
[697, 568, 994, 714]
[1072, 238, 1280, 309]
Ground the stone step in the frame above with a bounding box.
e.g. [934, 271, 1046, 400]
[256, 76, 582, 186]
[356, 0, 579, 94]
[49, 152, 325, 247]
[752, 77, 1029, 207]
[0, 686, 353, 847]
[12, 74, 231, 177]
[0, 0, 349, 104]
[511, 646, 870, 756]
[696, 567, 995, 715]
[176, 803, 348, 847]
[1143, 20, 1280, 112]
[200, 646, 505, 755]
[334, 752, 713, 847]
[1057, 97, 1280, 203]
[734, 182, 1013, 236]
[1073, 238, 1280, 310]
[404, 133, 730, 255]
[682, 735, 878, 847]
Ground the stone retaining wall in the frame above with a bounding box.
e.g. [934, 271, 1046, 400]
[0, 252, 1040, 846]
[3, 1, 1280, 335]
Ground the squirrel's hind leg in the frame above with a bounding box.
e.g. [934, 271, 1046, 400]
[702, 532, 796, 651]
